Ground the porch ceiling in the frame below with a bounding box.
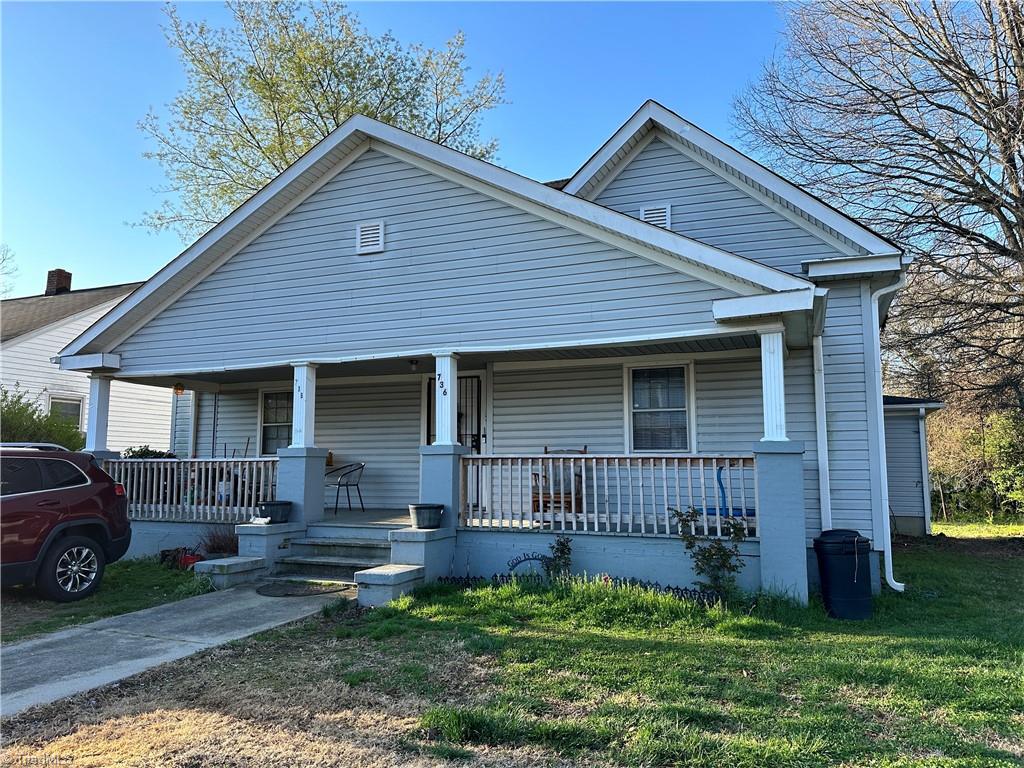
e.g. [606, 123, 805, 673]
[120, 334, 761, 389]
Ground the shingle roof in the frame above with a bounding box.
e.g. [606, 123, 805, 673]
[1, 282, 141, 343]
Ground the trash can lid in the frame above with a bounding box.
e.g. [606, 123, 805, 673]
[814, 528, 871, 551]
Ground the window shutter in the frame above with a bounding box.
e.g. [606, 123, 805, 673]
[356, 221, 385, 254]
[640, 204, 671, 229]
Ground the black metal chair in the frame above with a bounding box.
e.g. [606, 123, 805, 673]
[325, 462, 366, 515]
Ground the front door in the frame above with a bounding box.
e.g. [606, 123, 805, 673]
[425, 374, 485, 451]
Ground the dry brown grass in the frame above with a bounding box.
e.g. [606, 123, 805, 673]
[0, 599, 567, 768]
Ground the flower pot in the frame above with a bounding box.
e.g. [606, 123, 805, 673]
[408, 504, 444, 529]
[257, 501, 292, 524]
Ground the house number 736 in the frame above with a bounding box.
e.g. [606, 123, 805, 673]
[436, 373, 448, 396]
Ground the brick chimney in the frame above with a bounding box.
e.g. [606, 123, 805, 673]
[45, 269, 72, 296]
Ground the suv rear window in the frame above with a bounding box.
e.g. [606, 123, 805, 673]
[0, 457, 45, 496]
[41, 459, 89, 489]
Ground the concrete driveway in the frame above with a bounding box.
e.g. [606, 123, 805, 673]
[1, 583, 342, 717]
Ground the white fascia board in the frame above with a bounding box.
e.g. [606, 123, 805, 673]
[565, 100, 901, 258]
[64, 116, 812, 361]
[57, 353, 121, 371]
[803, 254, 904, 280]
[712, 288, 817, 322]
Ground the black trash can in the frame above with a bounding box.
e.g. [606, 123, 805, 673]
[813, 529, 873, 620]
[258, 500, 292, 524]
[408, 504, 444, 529]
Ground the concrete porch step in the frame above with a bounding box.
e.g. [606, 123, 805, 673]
[288, 537, 391, 560]
[265, 575, 355, 587]
[276, 555, 385, 581]
[305, 523, 403, 542]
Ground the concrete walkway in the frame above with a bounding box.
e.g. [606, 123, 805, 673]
[1, 583, 342, 717]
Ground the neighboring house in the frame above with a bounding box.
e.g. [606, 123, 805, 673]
[57, 101, 923, 601]
[884, 395, 944, 536]
[1, 270, 174, 451]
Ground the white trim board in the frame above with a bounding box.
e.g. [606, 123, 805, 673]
[61, 115, 812, 362]
[563, 100, 900, 258]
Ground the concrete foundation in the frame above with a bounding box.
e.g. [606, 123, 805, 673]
[236, 521, 306, 571]
[275, 447, 329, 524]
[389, 527, 456, 581]
[125, 520, 228, 559]
[754, 441, 809, 604]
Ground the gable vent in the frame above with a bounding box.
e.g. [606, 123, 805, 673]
[640, 204, 671, 229]
[356, 220, 385, 254]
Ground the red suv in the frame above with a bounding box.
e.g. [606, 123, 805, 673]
[0, 449, 131, 601]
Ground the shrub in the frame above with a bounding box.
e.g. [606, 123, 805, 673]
[121, 445, 175, 458]
[0, 385, 85, 450]
[672, 507, 748, 599]
[544, 535, 572, 579]
[199, 525, 238, 555]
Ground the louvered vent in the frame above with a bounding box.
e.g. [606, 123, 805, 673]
[356, 220, 385, 254]
[640, 204, 671, 229]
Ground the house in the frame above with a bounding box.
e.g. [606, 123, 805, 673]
[2, 270, 174, 451]
[56, 101, 918, 603]
[884, 395, 944, 536]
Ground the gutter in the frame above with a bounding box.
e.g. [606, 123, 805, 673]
[869, 274, 907, 592]
[812, 335, 833, 530]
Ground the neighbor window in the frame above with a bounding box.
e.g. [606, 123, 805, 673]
[629, 367, 689, 451]
[49, 397, 83, 429]
[260, 391, 293, 455]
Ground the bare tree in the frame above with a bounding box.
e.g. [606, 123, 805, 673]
[0, 243, 18, 297]
[735, 0, 1024, 409]
[141, 1, 505, 239]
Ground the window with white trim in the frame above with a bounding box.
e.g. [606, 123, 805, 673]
[260, 391, 293, 455]
[49, 397, 83, 429]
[629, 366, 689, 451]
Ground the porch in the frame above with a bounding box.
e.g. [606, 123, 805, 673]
[85, 328, 808, 601]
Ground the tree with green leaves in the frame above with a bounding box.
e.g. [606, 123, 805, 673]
[0, 386, 85, 450]
[142, 1, 505, 238]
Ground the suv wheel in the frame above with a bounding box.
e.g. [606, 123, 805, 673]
[37, 536, 106, 602]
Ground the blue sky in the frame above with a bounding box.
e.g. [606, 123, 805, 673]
[1, 2, 783, 297]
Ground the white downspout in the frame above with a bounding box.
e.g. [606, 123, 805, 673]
[812, 335, 833, 530]
[870, 274, 906, 592]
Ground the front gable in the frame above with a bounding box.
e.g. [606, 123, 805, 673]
[112, 148, 741, 374]
[593, 136, 850, 276]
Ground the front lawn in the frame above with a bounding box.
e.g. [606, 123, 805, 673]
[1, 557, 201, 643]
[932, 518, 1024, 539]
[2, 535, 1021, 767]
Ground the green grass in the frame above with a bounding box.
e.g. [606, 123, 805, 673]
[1, 557, 202, 642]
[330, 536, 1023, 767]
[932, 519, 1024, 539]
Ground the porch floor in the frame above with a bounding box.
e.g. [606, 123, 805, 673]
[317, 507, 409, 528]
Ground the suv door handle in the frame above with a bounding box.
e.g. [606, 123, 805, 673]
[36, 500, 61, 508]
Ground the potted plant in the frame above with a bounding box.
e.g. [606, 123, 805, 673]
[408, 504, 444, 529]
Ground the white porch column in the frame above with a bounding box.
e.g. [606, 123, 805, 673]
[433, 352, 459, 446]
[759, 330, 787, 441]
[290, 362, 318, 448]
[85, 374, 111, 452]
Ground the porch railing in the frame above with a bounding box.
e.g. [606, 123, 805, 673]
[460, 454, 757, 538]
[103, 458, 279, 524]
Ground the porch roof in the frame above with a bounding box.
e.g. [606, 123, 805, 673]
[114, 332, 761, 389]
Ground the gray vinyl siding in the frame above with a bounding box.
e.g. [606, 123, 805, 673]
[170, 392, 193, 457]
[490, 358, 822, 541]
[884, 413, 925, 520]
[317, 380, 421, 510]
[819, 282, 876, 542]
[190, 379, 422, 509]
[113, 148, 735, 374]
[594, 137, 847, 275]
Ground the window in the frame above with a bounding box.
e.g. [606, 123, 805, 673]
[49, 397, 83, 428]
[629, 366, 690, 451]
[260, 391, 293, 455]
[0, 457, 45, 496]
[41, 459, 88, 489]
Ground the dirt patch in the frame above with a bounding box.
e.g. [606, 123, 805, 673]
[1, 603, 551, 767]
